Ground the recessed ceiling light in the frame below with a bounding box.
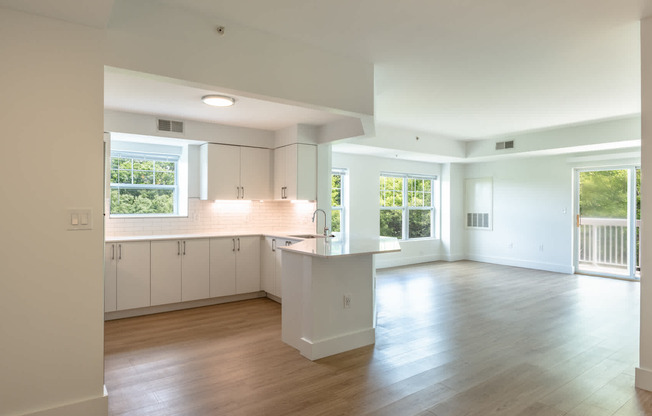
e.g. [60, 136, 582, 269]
[201, 94, 235, 107]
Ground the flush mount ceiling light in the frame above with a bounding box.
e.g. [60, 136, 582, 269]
[201, 94, 235, 107]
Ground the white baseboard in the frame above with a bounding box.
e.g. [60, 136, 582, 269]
[24, 386, 108, 416]
[636, 367, 652, 392]
[298, 328, 375, 360]
[466, 254, 573, 274]
[375, 254, 443, 269]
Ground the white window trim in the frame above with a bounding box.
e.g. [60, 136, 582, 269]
[380, 173, 438, 240]
[332, 168, 348, 236]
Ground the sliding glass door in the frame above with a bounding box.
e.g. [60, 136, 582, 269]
[575, 167, 640, 279]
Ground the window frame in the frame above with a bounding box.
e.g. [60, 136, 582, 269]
[109, 150, 180, 217]
[380, 173, 437, 240]
[331, 168, 347, 236]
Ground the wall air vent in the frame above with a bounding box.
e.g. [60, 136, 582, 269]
[157, 118, 184, 133]
[495, 140, 514, 150]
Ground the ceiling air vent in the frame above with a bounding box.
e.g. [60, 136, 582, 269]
[157, 118, 184, 133]
[495, 140, 514, 150]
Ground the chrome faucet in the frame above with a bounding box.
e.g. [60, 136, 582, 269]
[312, 209, 329, 237]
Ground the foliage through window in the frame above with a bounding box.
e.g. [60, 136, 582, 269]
[110, 152, 179, 215]
[331, 169, 347, 234]
[380, 174, 436, 239]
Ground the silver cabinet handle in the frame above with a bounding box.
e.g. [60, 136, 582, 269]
[237, 237, 241, 251]
[118, 244, 122, 260]
[237, 186, 241, 199]
[177, 241, 181, 255]
[232, 238, 236, 252]
[183, 241, 186, 255]
[272, 238, 276, 252]
[111, 244, 115, 260]
[241, 187, 245, 199]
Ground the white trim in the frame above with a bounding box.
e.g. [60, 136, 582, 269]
[636, 367, 652, 392]
[375, 253, 444, 269]
[466, 254, 574, 274]
[22, 388, 108, 416]
[298, 328, 375, 361]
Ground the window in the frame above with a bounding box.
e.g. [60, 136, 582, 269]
[110, 151, 180, 215]
[331, 168, 347, 234]
[380, 174, 437, 239]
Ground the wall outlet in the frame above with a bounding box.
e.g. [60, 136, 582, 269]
[539, 244, 544, 252]
[343, 293, 352, 309]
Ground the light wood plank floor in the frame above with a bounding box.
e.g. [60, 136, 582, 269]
[104, 261, 652, 415]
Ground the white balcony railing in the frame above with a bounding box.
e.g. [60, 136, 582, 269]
[578, 217, 640, 275]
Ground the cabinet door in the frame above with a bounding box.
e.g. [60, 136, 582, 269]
[201, 144, 241, 200]
[181, 239, 210, 301]
[274, 241, 288, 298]
[236, 236, 261, 294]
[273, 146, 287, 199]
[151, 240, 182, 306]
[284, 145, 299, 200]
[295, 144, 317, 201]
[240, 147, 272, 200]
[104, 243, 117, 312]
[116, 241, 151, 310]
[260, 237, 276, 295]
[209, 238, 237, 297]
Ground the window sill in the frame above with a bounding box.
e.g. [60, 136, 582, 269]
[397, 237, 440, 242]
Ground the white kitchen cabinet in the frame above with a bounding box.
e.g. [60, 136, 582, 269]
[261, 237, 276, 294]
[274, 144, 317, 200]
[200, 143, 271, 200]
[210, 236, 261, 297]
[150, 239, 209, 306]
[240, 147, 272, 200]
[104, 243, 118, 312]
[151, 240, 182, 305]
[104, 241, 151, 311]
[181, 239, 210, 301]
[261, 237, 300, 299]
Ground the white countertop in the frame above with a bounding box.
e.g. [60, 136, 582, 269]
[105, 231, 315, 243]
[278, 236, 401, 257]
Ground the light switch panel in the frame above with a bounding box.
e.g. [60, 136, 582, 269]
[67, 209, 93, 231]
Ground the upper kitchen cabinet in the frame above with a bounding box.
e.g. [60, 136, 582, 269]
[274, 144, 317, 200]
[200, 143, 272, 200]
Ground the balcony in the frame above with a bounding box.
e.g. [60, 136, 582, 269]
[578, 217, 640, 278]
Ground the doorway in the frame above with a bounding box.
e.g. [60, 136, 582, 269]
[575, 167, 640, 279]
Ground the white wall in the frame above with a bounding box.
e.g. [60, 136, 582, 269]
[332, 153, 443, 268]
[637, 16, 652, 392]
[105, 110, 275, 148]
[0, 8, 106, 416]
[463, 156, 574, 273]
[462, 150, 641, 274]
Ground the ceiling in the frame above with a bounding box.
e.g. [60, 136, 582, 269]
[104, 69, 355, 131]
[6, 0, 652, 144]
[153, 0, 649, 140]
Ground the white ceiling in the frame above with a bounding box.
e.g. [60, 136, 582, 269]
[154, 0, 649, 140]
[7, 0, 651, 144]
[104, 69, 355, 131]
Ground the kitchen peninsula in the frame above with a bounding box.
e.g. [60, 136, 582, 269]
[279, 236, 401, 360]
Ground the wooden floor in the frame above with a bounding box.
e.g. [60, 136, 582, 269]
[104, 261, 652, 416]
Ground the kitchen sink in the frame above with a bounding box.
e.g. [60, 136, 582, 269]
[289, 234, 324, 239]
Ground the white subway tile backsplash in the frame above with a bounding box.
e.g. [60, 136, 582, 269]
[105, 198, 316, 237]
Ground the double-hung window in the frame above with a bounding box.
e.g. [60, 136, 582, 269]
[331, 168, 347, 235]
[110, 151, 180, 215]
[380, 174, 437, 239]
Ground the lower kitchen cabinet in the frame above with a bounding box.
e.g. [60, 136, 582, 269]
[210, 236, 261, 297]
[261, 237, 300, 299]
[151, 239, 209, 306]
[105, 241, 151, 312]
